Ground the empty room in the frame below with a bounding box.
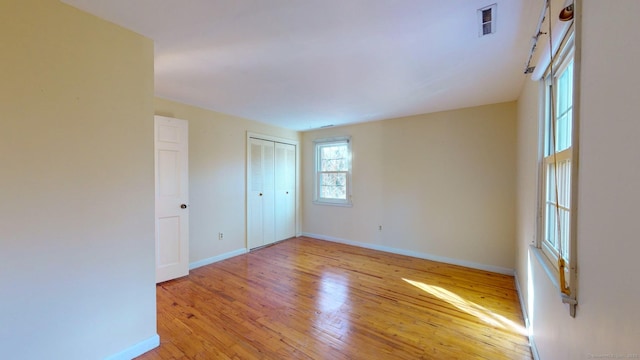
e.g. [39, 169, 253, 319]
[1, 0, 639, 359]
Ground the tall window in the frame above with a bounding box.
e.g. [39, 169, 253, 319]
[540, 35, 574, 280]
[314, 137, 352, 206]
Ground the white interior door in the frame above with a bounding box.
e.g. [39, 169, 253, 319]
[247, 138, 275, 249]
[275, 142, 296, 241]
[155, 115, 189, 283]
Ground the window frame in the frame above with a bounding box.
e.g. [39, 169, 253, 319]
[541, 46, 574, 265]
[313, 136, 352, 207]
[537, 31, 576, 288]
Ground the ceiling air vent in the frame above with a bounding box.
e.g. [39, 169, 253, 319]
[478, 4, 497, 36]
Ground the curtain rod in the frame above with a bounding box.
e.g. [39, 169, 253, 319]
[524, 0, 550, 74]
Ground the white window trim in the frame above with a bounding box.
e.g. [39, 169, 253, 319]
[539, 34, 575, 270]
[313, 136, 352, 207]
[535, 25, 580, 316]
[540, 92, 573, 269]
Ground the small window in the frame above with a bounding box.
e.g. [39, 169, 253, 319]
[314, 137, 352, 206]
[478, 4, 497, 36]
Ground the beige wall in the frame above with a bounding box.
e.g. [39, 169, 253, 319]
[302, 102, 517, 272]
[515, 75, 540, 317]
[515, 0, 640, 358]
[155, 98, 300, 264]
[0, 1, 156, 359]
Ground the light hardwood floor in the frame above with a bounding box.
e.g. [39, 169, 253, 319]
[138, 237, 531, 359]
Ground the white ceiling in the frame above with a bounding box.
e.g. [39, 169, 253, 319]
[62, 0, 540, 131]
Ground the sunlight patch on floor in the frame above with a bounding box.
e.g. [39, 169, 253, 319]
[403, 278, 527, 336]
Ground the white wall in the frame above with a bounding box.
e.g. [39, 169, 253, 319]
[0, 1, 156, 359]
[302, 102, 517, 272]
[515, 1, 640, 358]
[155, 98, 300, 265]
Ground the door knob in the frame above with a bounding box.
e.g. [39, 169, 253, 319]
[180, 204, 188, 209]
[259, 193, 263, 196]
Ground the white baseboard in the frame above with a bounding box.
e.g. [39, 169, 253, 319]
[105, 334, 159, 360]
[189, 248, 247, 270]
[513, 272, 530, 329]
[514, 271, 540, 360]
[301, 232, 515, 276]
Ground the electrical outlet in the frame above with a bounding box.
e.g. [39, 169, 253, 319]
[378, 225, 383, 231]
[218, 232, 224, 240]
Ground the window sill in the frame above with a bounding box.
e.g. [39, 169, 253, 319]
[312, 200, 353, 207]
[530, 244, 578, 315]
[530, 245, 561, 290]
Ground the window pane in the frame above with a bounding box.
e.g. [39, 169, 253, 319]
[320, 173, 346, 200]
[546, 203, 557, 247]
[557, 71, 568, 115]
[482, 8, 491, 22]
[556, 110, 572, 152]
[546, 164, 556, 203]
[546, 205, 573, 258]
[545, 84, 553, 156]
[560, 208, 570, 260]
[483, 23, 491, 35]
[544, 158, 572, 256]
[320, 144, 348, 171]
[555, 61, 573, 152]
[558, 159, 571, 208]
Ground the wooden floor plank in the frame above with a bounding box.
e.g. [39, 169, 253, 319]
[138, 237, 531, 360]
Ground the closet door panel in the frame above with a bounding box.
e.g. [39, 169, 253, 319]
[262, 143, 276, 245]
[248, 138, 275, 249]
[275, 142, 296, 241]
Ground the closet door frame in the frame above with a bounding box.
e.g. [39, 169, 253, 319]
[246, 132, 299, 250]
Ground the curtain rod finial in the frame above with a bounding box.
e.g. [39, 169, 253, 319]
[559, 4, 574, 22]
